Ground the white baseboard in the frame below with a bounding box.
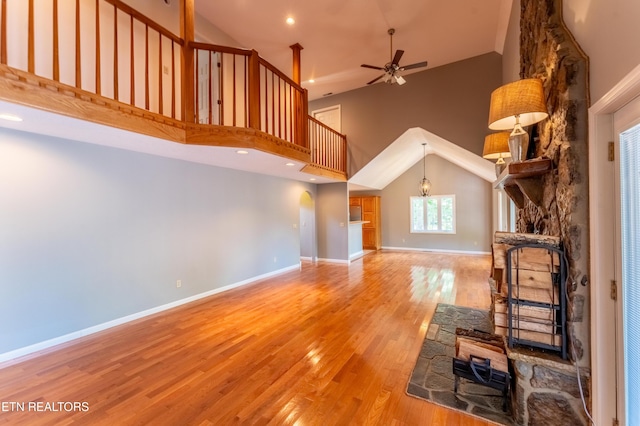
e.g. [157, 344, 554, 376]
[316, 257, 350, 264]
[381, 246, 491, 255]
[0, 264, 300, 364]
[349, 250, 365, 261]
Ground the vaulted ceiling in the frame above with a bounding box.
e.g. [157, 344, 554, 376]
[196, 0, 512, 100]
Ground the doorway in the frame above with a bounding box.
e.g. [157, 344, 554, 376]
[613, 96, 640, 425]
[590, 64, 640, 426]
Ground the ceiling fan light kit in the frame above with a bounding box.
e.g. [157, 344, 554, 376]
[361, 28, 428, 86]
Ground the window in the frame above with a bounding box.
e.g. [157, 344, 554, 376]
[410, 195, 456, 234]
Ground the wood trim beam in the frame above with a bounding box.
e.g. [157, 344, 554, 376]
[0, 64, 185, 143]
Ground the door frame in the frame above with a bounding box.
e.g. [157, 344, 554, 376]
[589, 63, 640, 425]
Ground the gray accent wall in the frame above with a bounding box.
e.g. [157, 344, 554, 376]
[354, 155, 492, 253]
[0, 128, 313, 354]
[309, 52, 503, 177]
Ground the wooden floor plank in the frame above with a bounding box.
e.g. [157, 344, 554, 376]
[0, 250, 493, 425]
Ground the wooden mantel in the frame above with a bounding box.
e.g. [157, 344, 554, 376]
[494, 157, 553, 208]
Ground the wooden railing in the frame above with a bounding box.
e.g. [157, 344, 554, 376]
[0, 0, 183, 119]
[0, 0, 345, 174]
[192, 43, 249, 128]
[308, 116, 347, 173]
[192, 43, 308, 148]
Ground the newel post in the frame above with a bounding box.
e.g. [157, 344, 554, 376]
[180, 0, 195, 123]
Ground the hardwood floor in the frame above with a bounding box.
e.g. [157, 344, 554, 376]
[0, 250, 493, 425]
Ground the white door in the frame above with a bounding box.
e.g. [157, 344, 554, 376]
[196, 50, 220, 124]
[613, 94, 640, 426]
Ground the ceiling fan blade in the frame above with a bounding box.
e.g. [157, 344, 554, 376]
[400, 61, 428, 71]
[391, 49, 404, 65]
[361, 64, 385, 70]
[367, 74, 385, 85]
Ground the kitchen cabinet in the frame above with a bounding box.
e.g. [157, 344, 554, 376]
[349, 195, 381, 250]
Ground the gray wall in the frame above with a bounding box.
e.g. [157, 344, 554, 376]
[0, 128, 313, 354]
[502, 0, 522, 83]
[356, 155, 492, 253]
[316, 183, 349, 262]
[309, 52, 503, 177]
[299, 191, 315, 259]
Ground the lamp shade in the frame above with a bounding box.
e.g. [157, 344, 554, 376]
[482, 132, 512, 159]
[488, 78, 548, 130]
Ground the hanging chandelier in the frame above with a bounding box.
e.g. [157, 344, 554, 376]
[419, 143, 431, 197]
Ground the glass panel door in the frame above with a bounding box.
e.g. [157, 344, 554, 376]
[619, 124, 640, 425]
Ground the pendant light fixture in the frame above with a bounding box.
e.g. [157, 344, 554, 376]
[419, 143, 431, 197]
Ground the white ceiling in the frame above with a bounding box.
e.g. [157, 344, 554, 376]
[196, 0, 512, 100]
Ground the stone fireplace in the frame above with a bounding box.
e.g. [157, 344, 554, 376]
[493, 0, 592, 424]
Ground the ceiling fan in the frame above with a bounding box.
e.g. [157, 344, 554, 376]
[361, 28, 428, 86]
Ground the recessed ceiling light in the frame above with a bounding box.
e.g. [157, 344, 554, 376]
[286, 162, 295, 167]
[0, 113, 23, 122]
[236, 150, 249, 155]
[286, 17, 295, 25]
[308, 79, 315, 83]
[309, 178, 316, 181]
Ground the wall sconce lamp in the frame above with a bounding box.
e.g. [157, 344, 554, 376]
[483, 132, 512, 177]
[487, 78, 548, 162]
[419, 143, 431, 197]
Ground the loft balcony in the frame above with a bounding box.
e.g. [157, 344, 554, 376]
[0, 0, 347, 181]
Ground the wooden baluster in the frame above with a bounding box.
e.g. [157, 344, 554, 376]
[28, 0, 34, 73]
[264, 67, 268, 132]
[316, 125, 320, 164]
[171, 41, 175, 118]
[158, 32, 162, 115]
[332, 133, 336, 169]
[208, 51, 212, 125]
[326, 129, 330, 168]
[301, 88, 309, 148]
[130, 14, 134, 105]
[247, 50, 260, 130]
[271, 72, 275, 136]
[113, 4, 118, 101]
[0, 0, 6, 64]
[277, 79, 281, 139]
[334, 134, 337, 169]
[343, 135, 347, 173]
[194, 48, 199, 123]
[53, 0, 59, 81]
[75, 0, 81, 87]
[95, 0, 101, 95]
[232, 54, 236, 126]
[263, 67, 269, 132]
[243, 55, 248, 126]
[144, 25, 149, 109]
[219, 53, 224, 125]
[291, 86, 294, 142]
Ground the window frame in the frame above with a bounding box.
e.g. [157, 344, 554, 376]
[409, 194, 457, 234]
